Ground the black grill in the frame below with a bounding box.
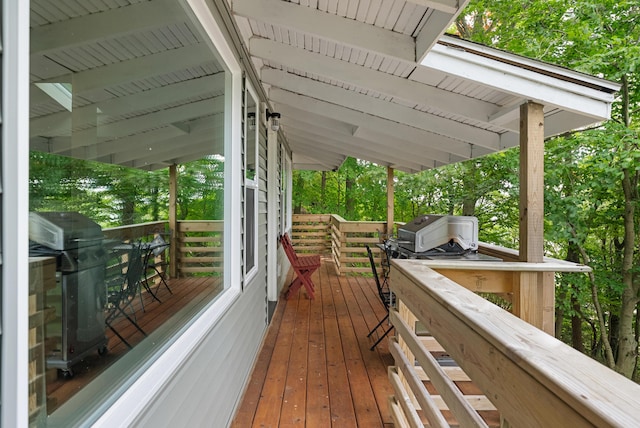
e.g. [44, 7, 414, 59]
[29, 212, 108, 376]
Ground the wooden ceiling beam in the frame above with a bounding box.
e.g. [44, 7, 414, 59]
[270, 88, 476, 159]
[233, 0, 415, 62]
[34, 43, 212, 95]
[262, 67, 500, 150]
[284, 122, 429, 172]
[31, 0, 184, 56]
[30, 74, 224, 136]
[250, 38, 498, 123]
[279, 104, 454, 165]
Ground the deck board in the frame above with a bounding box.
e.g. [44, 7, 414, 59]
[232, 259, 394, 428]
[306, 264, 331, 428]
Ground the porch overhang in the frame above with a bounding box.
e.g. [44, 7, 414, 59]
[27, 1, 620, 173]
[232, 1, 620, 172]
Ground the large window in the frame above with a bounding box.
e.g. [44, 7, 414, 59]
[28, 1, 231, 423]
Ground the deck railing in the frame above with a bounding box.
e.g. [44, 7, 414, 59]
[105, 215, 391, 277]
[389, 259, 640, 427]
[292, 214, 640, 425]
[105, 216, 640, 424]
[103, 220, 223, 278]
[175, 220, 223, 275]
[291, 214, 332, 253]
[292, 213, 392, 274]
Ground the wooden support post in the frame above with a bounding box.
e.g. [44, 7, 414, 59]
[514, 101, 554, 334]
[387, 166, 394, 237]
[513, 272, 545, 329]
[169, 164, 177, 278]
[519, 101, 544, 263]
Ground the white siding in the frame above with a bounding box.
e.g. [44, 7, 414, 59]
[130, 283, 266, 426]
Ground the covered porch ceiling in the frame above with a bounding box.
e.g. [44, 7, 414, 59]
[27, 0, 620, 173]
[231, 0, 620, 172]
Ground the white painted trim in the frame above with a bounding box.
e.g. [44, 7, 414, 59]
[244, 81, 259, 280]
[267, 127, 279, 301]
[285, 155, 293, 234]
[91, 288, 242, 427]
[2, 1, 30, 427]
[423, 44, 616, 119]
[225, 69, 243, 292]
[184, 0, 241, 75]
[437, 36, 621, 93]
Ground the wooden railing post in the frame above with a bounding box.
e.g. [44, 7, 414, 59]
[515, 101, 553, 334]
[387, 166, 394, 237]
[169, 164, 177, 278]
[331, 215, 344, 274]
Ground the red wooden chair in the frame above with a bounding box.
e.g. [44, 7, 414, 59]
[280, 233, 321, 300]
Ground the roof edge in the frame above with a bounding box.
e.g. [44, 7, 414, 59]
[438, 35, 621, 94]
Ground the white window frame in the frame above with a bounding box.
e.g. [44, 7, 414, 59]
[243, 82, 259, 283]
[3, 1, 31, 427]
[280, 148, 292, 234]
[87, 0, 245, 425]
[23, 0, 253, 421]
[19, 0, 246, 425]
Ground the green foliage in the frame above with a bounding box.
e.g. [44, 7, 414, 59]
[457, 0, 640, 373]
[176, 157, 224, 220]
[29, 152, 223, 228]
[293, 154, 522, 247]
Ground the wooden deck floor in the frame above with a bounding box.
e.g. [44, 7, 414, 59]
[231, 258, 395, 428]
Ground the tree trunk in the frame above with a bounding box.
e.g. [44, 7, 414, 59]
[571, 294, 584, 352]
[294, 173, 304, 214]
[566, 244, 583, 351]
[122, 198, 135, 225]
[615, 75, 640, 377]
[610, 314, 620, 360]
[321, 171, 327, 211]
[345, 175, 355, 219]
[462, 196, 476, 216]
[571, 226, 615, 368]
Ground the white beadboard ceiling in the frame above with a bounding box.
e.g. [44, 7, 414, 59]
[28, 0, 620, 172]
[232, 0, 620, 172]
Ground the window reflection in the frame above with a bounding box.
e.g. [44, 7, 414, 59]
[244, 85, 258, 276]
[28, 1, 228, 422]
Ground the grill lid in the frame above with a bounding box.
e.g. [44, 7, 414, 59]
[397, 215, 478, 254]
[29, 211, 103, 250]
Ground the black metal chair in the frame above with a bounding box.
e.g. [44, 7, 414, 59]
[366, 245, 395, 350]
[105, 243, 148, 348]
[142, 234, 172, 298]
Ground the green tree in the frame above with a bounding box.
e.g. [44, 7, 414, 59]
[457, 0, 640, 377]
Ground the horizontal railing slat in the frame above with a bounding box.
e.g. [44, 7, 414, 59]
[391, 260, 640, 427]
